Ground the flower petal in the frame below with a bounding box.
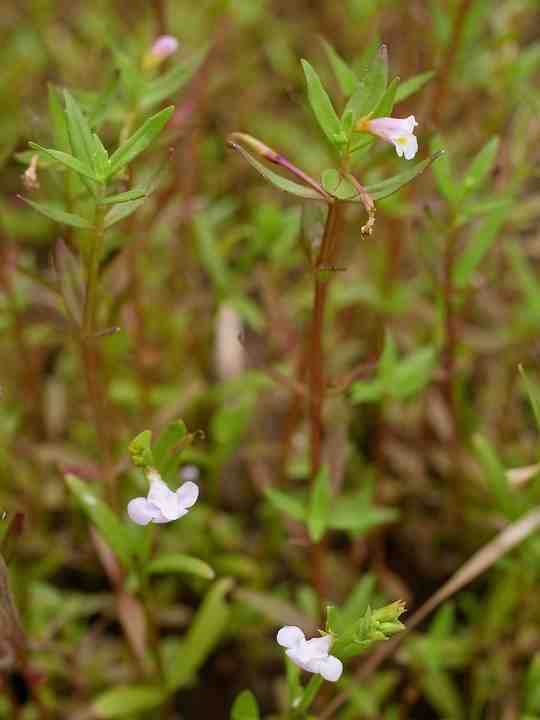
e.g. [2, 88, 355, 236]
[148, 477, 179, 520]
[303, 634, 332, 659]
[318, 655, 343, 682]
[127, 497, 159, 525]
[277, 626, 305, 649]
[176, 481, 199, 510]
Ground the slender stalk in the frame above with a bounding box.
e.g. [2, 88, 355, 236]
[442, 227, 459, 455]
[308, 201, 343, 602]
[430, 0, 474, 124]
[81, 204, 117, 508]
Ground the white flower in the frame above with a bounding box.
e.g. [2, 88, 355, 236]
[276, 626, 343, 682]
[127, 469, 198, 525]
[363, 115, 419, 160]
[150, 35, 179, 60]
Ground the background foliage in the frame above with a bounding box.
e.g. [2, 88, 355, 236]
[2, 0, 540, 718]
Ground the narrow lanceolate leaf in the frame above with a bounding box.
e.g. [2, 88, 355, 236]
[322, 39, 357, 96]
[21, 197, 93, 229]
[473, 435, 518, 519]
[395, 70, 435, 102]
[264, 487, 306, 523]
[344, 44, 388, 123]
[307, 465, 331, 542]
[371, 76, 400, 119]
[63, 89, 96, 170]
[104, 197, 146, 228]
[453, 205, 508, 289]
[519, 365, 540, 431]
[364, 151, 444, 201]
[301, 59, 344, 145]
[48, 84, 70, 152]
[92, 133, 110, 180]
[101, 188, 147, 205]
[461, 136, 499, 197]
[167, 579, 232, 690]
[65, 474, 132, 566]
[147, 553, 215, 580]
[231, 690, 260, 720]
[141, 50, 205, 110]
[231, 142, 324, 200]
[93, 686, 166, 719]
[431, 136, 458, 206]
[108, 106, 174, 176]
[28, 143, 98, 181]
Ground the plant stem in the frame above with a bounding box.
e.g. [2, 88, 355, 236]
[308, 201, 343, 603]
[294, 675, 323, 718]
[81, 204, 117, 509]
[430, 0, 474, 124]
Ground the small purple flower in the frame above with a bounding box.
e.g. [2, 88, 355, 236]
[359, 115, 419, 160]
[150, 35, 179, 61]
[127, 469, 198, 525]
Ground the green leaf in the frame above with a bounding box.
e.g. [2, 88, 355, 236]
[473, 435, 518, 519]
[344, 44, 388, 123]
[231, 690, 260, 720]
[108, 106, 174, 176]
[154, 419, 190, 481]
[322, 39, 357, 95]
[461, 136, 499, 198]
[391, 346, 437, 399]
[167, 578, 232, 690]
[141, 50, 205, 110]
[21, 197, 93, 229]
[104, 198, 146, 228]
[331, 493, 398, 535]
[321, 169, 358, 200]
[431, 136, 458, 206]
[264, 487, 306, 523]
[65, 474, 132, 566]
[307, 465, 331, 542]
[63, 90, 96, 171]
[364, 152, 444, 201]
[93, 686, 166, 718]
[519, 365, 540, 431]
[92, 133, 110, 180]
[147, 553, 215, 580]
[128, 430, 154, 468]
[453, 205, 508, 289]
[231, 141, 323, 200]
[48, 84, 70, 152]
[301, 59, 344, 145]
[395, 70, 434, 102]
[28, 143, 98, 181]
[101, 189, 147, 205]
[349, 378, 385, 403]
[370, 76, 400, 119]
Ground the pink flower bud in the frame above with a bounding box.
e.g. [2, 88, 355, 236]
[150, 35, 179, 60]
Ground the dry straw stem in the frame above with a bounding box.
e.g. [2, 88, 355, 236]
[321, 506, 540, 720]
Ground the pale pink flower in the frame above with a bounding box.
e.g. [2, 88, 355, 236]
[150, 35, 179, 60]
[363, 115, 419, 160]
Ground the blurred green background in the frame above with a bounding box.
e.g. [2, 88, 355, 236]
[2, 0, 540, 718]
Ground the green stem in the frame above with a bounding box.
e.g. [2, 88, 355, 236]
[80, 202, 117, 508]
[308, 201, 343, 605]
[293, 675, 323, 717]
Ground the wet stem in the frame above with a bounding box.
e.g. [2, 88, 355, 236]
[308, 200, 344, 604]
